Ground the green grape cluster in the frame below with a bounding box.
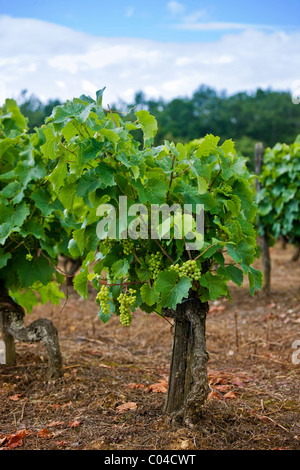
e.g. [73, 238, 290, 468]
[122, 238, 134, 255]
[137, 238, 148, 250]
[96, 285, 111, 315]
[149, 252, 163, 280]
[117, 288, 136, 326]
[102, 238, 116, 250]
[171, 259, 201, 281]
[24, 234, 38, 250]
[221, 183, 232, 194]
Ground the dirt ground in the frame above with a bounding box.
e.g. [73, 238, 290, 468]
[0, 243, 299, 451]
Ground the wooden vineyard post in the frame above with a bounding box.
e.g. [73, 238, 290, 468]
[255, 142, 271, 293]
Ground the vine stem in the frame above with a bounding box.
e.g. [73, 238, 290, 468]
[166, 155, 175, 203]
[154, 238, 174, 264]
[98, 279, 143, 287]
[107, 104, 118, 127]
[194, 244, 215, 261]
[172, 167, 189, 180]
[208, 167, 222, 191]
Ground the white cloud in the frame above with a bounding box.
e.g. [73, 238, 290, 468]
[82, 80, 98, 97]
[125, 6, 134, 18]
[182, 10, 208, 23]
[0, 16, 299, 107]
[174, 21, 269, 31]
[167, 1, 186, 16]
[56, 80, 65, 89]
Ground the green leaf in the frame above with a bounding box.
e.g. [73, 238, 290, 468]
[48, 161, 67, 191]
[248, 266, 263, 296]
[73, 269, 89, 298]
[17, 255, 55, 287]
[41, 127, 57, 159]
[73, 227, 85, 254]
[96, 87, 106, 106]
[31, 189, 64, 217]
[132, 179, 169, 205]
[111, 259, 129, 279]
[195, 134, 220, 157]
[9, 289, 39, 314]
[0, 249, 12, 268]
[154, 270, 191, 310]
[218, 264, 244, 286]
[199, 272, 229, 300]
[227, 241, 255, 267]
[38, 282, 65, 305]
[68, 239, 82, 258]
[135, 110, 158, 146]
[140, 283, 159, 306]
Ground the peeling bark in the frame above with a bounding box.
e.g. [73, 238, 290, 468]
[63, 257, 82, 286]
[163, 297, 209, 427]
[291, 243, 300, 262]
[0, 280, 62, 379]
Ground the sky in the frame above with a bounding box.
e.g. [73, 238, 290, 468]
[0, 0, 300, 106]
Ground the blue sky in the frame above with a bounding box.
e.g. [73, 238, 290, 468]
[1, 0, 299, 41]
[0, 1, 299, 104]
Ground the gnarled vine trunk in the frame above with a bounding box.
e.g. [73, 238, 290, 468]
[0, 280, 62, 379]
[163, 297, 209, 427]
[291, 242, 300, 262]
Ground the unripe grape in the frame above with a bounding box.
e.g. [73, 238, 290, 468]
[117, 289, 136, 326]
[96, 285, 111, 315]
[170, 259, 202, 282]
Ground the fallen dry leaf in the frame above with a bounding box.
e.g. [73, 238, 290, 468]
[9, 393, 23, 401]
[48, 421, 65, 428]
[209, 376, 227, 385]
[69, 419, 81, 428]
[209, 305, 226, 315]
[116, 402, 137, 413]
[208, 390, 224, 400]
[180, 439, 190, 450]
[214, 385, 231, 392]
[224, 391, 238, 399]
[126, 383, 145, 390]
[37, 428, 52, 438]
[5, 435, 23, 449]
[230, 377, 245, 388]
[146, 379, 168, 393]
[0, 430, 31, 449]
[56, 440, 68, 447]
